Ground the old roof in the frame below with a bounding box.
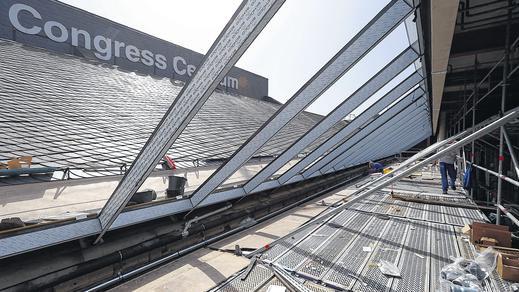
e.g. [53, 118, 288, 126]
[0, 38, 344, 183]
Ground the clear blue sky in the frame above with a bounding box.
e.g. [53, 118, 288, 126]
[61, 0, 415, 116]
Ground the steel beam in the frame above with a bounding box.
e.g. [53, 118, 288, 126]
[321, 104, 429, 173]
[341, 121, 429, 168]
[332, 108, 430, 167]
[330, 110, 430, 168]
[301, 106, 519, 233]
[188, 0, 415, 208]
[325, 114, 429, 174]
[352, 107, 519, 195]
[335, 115, 428, 168]
[301, 90, 426, 177]
[343, 130, 468, 194]
[277, 82, 423, 183]
[468, 161, 519, 188]
[242, 49, 420, 193]
[341, 122, 431, 169]
[328, 107, 429, 171]
[94, 0, 286, 243]
[497, 12, 512, 224]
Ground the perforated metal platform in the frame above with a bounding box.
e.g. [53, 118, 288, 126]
[212, 174, 513, 292]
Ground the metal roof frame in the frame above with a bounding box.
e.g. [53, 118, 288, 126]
[187, 0, 415, 209]
[0, 0, 439, 258]
[95, 0, 286, 243]
[242, 47, 421, 193]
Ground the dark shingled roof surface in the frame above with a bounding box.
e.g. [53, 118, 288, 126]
[0, 39, 345, 181]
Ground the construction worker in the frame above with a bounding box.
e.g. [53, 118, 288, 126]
[368, 161, 384, 173]
[437, 141, 458, 194]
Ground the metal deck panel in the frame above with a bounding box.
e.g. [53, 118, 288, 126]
[256, 276, 282, 292]
[426, 203, 445, 224]
[429, 223, 460, 292]
[219, 265, 273, 292]
[390, 220, 431, 292]
[321, 217, 389, 290]
[261, 220, 327, 262]
[442, 206, 467, 226]
[297, 213, 375, 279]
[215, 173, 509, 292]
[275, 210, 360, 269]
[351, 218, 410, 292]
[406, 201, 426, 220]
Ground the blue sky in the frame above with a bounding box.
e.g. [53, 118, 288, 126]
[61, 0, 414, 116]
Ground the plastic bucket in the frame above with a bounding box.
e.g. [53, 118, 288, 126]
[167, 176, 187, 198]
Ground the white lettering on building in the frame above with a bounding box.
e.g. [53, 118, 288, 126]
[8, 3, 239, 90]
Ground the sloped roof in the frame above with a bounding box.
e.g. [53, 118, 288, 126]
[0, 39, 345, 181]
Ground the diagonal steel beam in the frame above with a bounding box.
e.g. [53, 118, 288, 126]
[94, 0, 286, 243]
[282, 92, 427, 183]
[338, 110, 433, 169]
[243, 49, 420, 193]
[299, 88, 425, 178]
[277, 73, 423, 184]
[340, 116, 430, 167]
[339, 123, 429, 170]
[253, 108, 519, 261]
[336, 117, 430, 170]
[327, 105, 429, 171]
[318, 100, 428, 174]
[330, 106, 519, 216]
[325, 102, 429, 172]
[188, 0, 415, 208]
[341, 130, 431, 170]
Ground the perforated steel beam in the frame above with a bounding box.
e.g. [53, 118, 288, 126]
[299, 89, 425, 178]
[242, 48, 419, 193]
[318, 101, 429, 174]
[318, 106, 429, 175]
[337, 120, 431, 170]
[327, 107, 429, 171]
[341, 107, 432, 166]
[330, 106, 430, 169]
[328, 106, 519, 220]
[94, 0, 286, 243]
[189, 0, 415, 208]
[318, 109, 429, 174]
[277, 74, 423, 184]
[351, 129, 429, 166]
[335, 100, 431, 169]
[339, 125, 429, 169]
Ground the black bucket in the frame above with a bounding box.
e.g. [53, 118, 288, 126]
[167, 176, 187, 198]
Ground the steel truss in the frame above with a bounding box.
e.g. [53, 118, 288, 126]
[0, 0, 439, 258]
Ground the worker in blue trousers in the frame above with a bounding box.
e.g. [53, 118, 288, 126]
[437, 141, 458, 194]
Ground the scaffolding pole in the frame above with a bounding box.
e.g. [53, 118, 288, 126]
[497, 8, 511, 225]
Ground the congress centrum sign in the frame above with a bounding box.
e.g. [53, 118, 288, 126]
[0, 1, 268, 98]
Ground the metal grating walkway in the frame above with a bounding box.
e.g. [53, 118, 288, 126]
[213, 173, 513, 292]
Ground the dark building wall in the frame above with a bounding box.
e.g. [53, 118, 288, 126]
[0, 0, 269, 99]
